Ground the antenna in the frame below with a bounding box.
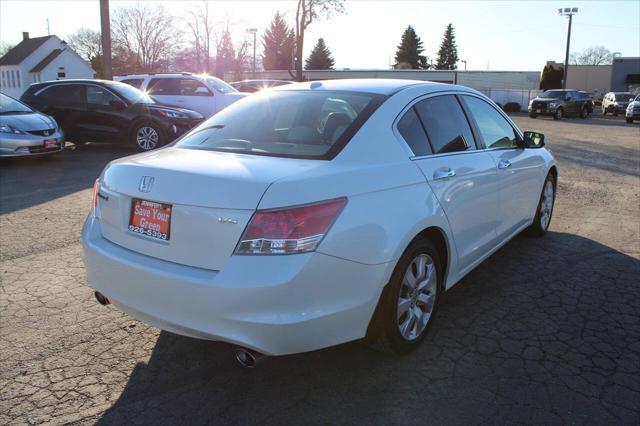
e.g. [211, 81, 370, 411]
[46, 18, 50, 35]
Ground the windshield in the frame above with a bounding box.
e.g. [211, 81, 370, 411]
[206, 77, 237, 94]
[107, 81, 155, 104]
[540, 90, 563, 99]
[614, 92, 633, 101]
[0, 93, 33, 114]
[176, 90, 383, 159]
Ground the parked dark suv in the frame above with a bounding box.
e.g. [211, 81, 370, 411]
[528, 89, 591, 120]
[21, 80, 204, 151]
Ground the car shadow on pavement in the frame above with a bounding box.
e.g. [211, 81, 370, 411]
[0, 143, 134, 214]
[96, 231, 640, 425]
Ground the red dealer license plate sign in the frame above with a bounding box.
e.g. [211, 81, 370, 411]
[129, 199, 172, 241]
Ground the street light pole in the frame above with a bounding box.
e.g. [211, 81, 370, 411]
[247, 28, 257, 78]
[558, 7, 578, 90]
[460, 60, 467, 71]
[99, 0, 112, 80]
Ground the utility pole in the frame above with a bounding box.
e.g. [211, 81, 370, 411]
[558, 7, 578, 89]
[100, 0, 113, 80]
[247, 28, 257, 77]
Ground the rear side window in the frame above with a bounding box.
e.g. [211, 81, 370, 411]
[147, 78, 211, 96]
[39, 85, 84, 106]
[121, 79, 144, 89]
[414, 95, 476, 154]
[397, 108, 432, 156]
[176, 90, 385, 159]
[461, 95, 519, 149]
[147, 78, 179, 95]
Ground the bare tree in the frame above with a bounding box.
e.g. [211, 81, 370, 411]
[185, 1, 215, 73]
[66, 28, 102, 62]
[291, 0, 345, 81]
[111, 3, 178, 72]
[570, 46, 613, 66]
[0, 42, 15, 57]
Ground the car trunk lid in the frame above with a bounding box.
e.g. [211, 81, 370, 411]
[97, 147, 323, 270]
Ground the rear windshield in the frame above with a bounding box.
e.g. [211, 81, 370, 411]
[176, 90, 385, 159]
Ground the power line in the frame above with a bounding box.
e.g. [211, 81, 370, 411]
[456, 24, 564, 40]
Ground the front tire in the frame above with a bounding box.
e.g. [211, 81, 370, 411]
[580, 106, 588, 119]
[132, 121, 165, 151]
[627, 117, 634, 123]
[529, 113, 537, 118]
[553, 107, 563, 120]
[527, 174, 556, 237]
[372, 238, 441, 354]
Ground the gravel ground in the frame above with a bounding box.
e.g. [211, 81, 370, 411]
[1, 115, 639, 425]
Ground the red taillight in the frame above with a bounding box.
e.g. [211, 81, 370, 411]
[235, 198, 346, 255]
[92, 179, 99, 216]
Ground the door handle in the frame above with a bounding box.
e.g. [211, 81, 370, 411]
[498, 160, 511, 170]
[433, 168, 456, 180]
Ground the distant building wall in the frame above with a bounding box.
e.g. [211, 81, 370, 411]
[611, 57, 640, 93]
[226, 69, 540, 90]
[566, 65, 612, 98]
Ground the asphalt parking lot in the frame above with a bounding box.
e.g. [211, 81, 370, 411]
[1, 115, 639, 425]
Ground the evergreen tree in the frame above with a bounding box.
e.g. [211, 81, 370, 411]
[215, 29, 236, 78]
[262, 12, 295, 70]
[305, 38, 335, 70]
[435, 24, 459, 70]
[394, 26, 428, 69]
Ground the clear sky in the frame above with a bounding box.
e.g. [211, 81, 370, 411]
[1, 0, 638, 71]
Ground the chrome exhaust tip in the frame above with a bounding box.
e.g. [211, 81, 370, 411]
[234, 347, 263, 368]
[94, 291, 110, 306]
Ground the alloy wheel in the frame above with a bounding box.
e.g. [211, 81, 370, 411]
[397, 254, 437, 341]
[539, 180, 554, 230]
[136, 126, 159, 151]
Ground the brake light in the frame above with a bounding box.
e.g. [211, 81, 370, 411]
[235, 198, 347, 255]
[91, 179, 99, 218]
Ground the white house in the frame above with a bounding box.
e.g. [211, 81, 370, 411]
[0, 32, 94, 99]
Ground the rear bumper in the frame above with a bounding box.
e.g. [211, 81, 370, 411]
[82, 216, 389, 355]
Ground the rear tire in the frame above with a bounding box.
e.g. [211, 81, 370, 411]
[529, 114, 537, 118]
[370, 238, 441, 354]
[627, 117, 634, 123]
[132, 121, 165, 151]
[613, 108, 619, 117]
[527, 173, 556, 237]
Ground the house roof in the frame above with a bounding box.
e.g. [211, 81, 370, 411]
[29, 49, 63, 72]
[0, 36, 54, 66]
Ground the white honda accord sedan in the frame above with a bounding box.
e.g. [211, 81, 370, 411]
[82, 79, 557, 360]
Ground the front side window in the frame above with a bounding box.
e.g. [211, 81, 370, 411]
[206, 77, 237, 94]
[86, 85, 119, 106]
[397, 107, 432, 156]
[461, 95, 519, 149]
[414, 95, 476, 154]
[179, 79, 212, 96]
[176, 90, 383, 159]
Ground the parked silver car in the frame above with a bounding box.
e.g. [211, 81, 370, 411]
[0, 93, 64, 157]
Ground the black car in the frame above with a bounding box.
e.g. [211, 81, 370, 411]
[21, 80, 204, 151]
[528, 89, 591, 120]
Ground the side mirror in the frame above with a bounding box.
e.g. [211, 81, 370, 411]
[109, 99, 127, 110]
[523, 131, 545, 148]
